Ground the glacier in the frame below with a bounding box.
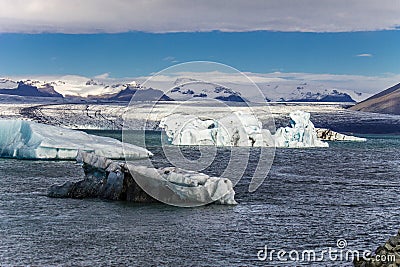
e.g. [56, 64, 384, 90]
[0, 119, 152, 160]
[160, 110, 329, 148]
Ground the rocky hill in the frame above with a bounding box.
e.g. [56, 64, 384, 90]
[350, 83, 400, 115]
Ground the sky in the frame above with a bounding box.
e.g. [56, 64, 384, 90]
[0, 0, 399, 92]
[0, 31, 399, 78]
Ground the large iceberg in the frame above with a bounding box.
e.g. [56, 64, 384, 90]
[49, 151, 237, 206]
[160, 111, 275, 147]
[274, 110, 328, 148]
[160, 110, 328, 148]
[0, 120, 152, 159]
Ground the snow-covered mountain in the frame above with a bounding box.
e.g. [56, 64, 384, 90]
[0, 76, 170, 101]
[166, 78, 245, 102]
[2, 76, 129, 98]
[0, 80, 62, 98]
[157, 78, 360, 103]
[261, 82, 360, 102]
[0, 75, 365, 103]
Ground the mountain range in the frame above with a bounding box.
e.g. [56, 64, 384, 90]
[0, 76, 363, 103]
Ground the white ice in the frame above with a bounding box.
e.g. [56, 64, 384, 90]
[127, 164, 237, 205]
[273, 110, 328, 148]
[159, 110, 329, 148]
[315, 128, 367, 142]
[0, 120, 153, 160]
[78, 150, 237, 206]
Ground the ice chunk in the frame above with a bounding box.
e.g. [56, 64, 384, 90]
[0, 119, 152, 159]
[159, 111, 275, 147]
[315, 128, 367, 142]
[50, 151, 237, 205]
[160, 110, 329, 148]
[274, 110, 328, 148]
[129, 164, 237, 205]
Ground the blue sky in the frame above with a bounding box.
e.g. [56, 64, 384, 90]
[0, 30, 399, 78]
[0, 0, 399, 87]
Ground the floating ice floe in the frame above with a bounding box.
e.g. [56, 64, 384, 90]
[49, 151, 237, 206]
[0, 119, 152, 159]
[160, 110, 334, 148]
[128, 164, 237, 205]
[315, 128, 367, 142]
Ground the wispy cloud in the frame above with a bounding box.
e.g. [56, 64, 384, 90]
[163, 56, 179, 63]
[0, 0, 399, 33]
[94, 73, 110, 79]
[356, 53, 373, 57]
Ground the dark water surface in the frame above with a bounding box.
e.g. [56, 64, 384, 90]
[1, 134, 400, 266]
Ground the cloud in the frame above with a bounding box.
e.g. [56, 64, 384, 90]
[163, 56, 178, 63]
[0, 0, 399, 33]
[356, 53, 373, 57]
[94, 72, 110, 79]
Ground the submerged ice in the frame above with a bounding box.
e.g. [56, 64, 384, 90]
[160, 110, 329, 148]
[0, 119, 152, 159]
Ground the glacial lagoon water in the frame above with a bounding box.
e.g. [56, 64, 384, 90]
[1, 132, 400, 266]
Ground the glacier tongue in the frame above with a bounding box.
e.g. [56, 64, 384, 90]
[160, 110, 328, 148]
[0, 120, 152, 159]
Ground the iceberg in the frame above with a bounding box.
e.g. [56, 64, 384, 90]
[159, 111, 275, 147]
[160, 110, 328, 148]
[315, 128, 367, 142]
[49, 151, 237, 206]
[274, 110, 328, 148]
[129, 165, 237, 205]
[0, 119, 152, 160]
